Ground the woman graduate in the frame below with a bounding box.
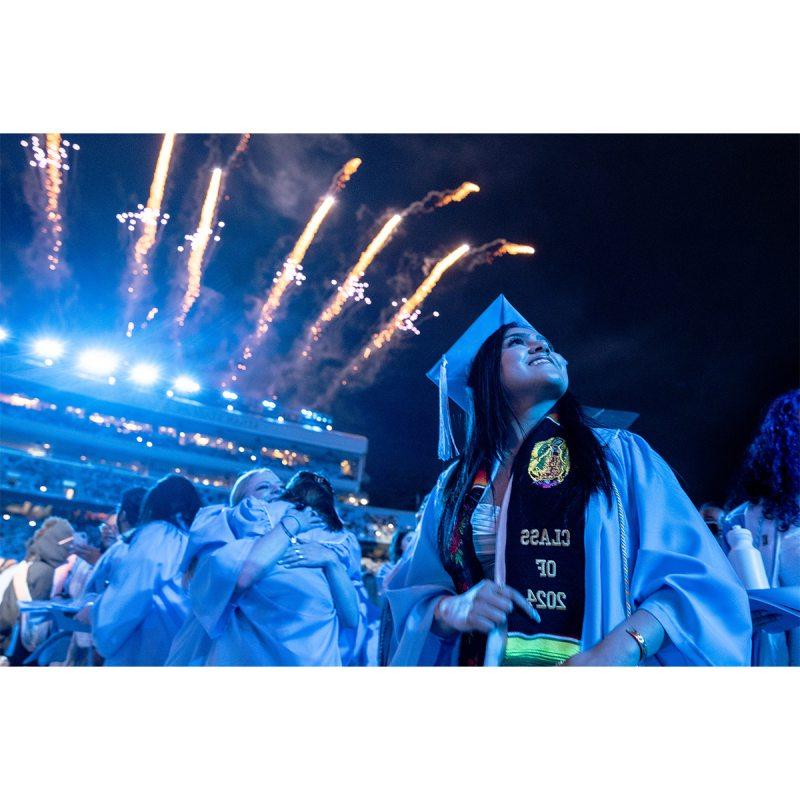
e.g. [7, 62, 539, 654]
[386, 295, 752, 666]
[723, 389, 800, 666]
[85, 476, 201, 666]
[167, 469, 362, 666]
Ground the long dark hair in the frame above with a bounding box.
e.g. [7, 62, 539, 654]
[727, 389, 800, 531]
[119, 486, 147, 528]
[138, 475, 202, 530]
[438, 323, 612, 555]
[280, 471, 343, 531]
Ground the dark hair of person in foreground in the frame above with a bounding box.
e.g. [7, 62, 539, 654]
[280, 471, 343, 532]
[138, 475, 202, 530]
[119, 486, 148, 529]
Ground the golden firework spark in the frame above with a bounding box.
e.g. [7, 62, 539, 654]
[435, 181, 480, 207]
[323, 238, 535, 403]
[133, 133, 175, 276]
[230, 157, 362, 385]
[228, 133, 252, 168]
[253, 195, 336, 340]
[177, 167, 223, 326]
[312, 244, 471, 406]
[234, 133, 251, 156]
[44, 134, 63, 271]
[298, 180, 479, 362]
[363, 244, 470, 358]
[20, 134, 78, 275]
[332, 157, 362, 191]
[302, 213, 403, 354]
[494, 242, 535, 256]
[124, 133, 176, 335]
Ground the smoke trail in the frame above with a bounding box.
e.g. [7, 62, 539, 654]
[176, 167, 224, 327]
[227, 133, 252, 169]
[402, 181, 480, 215]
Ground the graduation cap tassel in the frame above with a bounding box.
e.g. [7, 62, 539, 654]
[437, 357, 459, 461]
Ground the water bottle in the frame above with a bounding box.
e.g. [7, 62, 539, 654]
[726, 525, 770, 589]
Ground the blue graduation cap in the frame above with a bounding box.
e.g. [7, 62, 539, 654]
[426, 295, 535, 460]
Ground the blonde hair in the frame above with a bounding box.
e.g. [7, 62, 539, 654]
[229, 468, 281, 506]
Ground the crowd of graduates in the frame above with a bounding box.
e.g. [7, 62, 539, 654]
[0, 385, 797, 667]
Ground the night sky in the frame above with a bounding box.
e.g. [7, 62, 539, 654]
[1, 134, 797, 509]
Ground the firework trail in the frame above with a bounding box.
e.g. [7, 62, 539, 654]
[297, 180, 480, 361]
[466, 239, 537, 264]
[313, 244, 469, 405]
[228, 157, 362, 385]
[403, 181, 480, 214]
[300, 213, 403, 356]
[176, 167, 224, 327]
[315, 238, 535, 407]
[20, 134, 79, 280]
[121, 133, 176, 335]
[329, 157, 362, 191]
[362, 244, 471, 356]
[253, 195, 336, 336]
[227, 133, 252, 169]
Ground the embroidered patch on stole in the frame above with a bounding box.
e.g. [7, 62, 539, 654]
[527, 436, 570, 488]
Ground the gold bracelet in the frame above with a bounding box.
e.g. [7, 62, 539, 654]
[625, 628, 647, 663]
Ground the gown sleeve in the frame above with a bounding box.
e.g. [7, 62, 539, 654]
[185, 499, 282, 639]
[385, 466, 461, 666]
[617, 432, 752, 666]
[326, 530, 370, 664]
[84, 541, 124, 595]
[90, 521, 185, 659]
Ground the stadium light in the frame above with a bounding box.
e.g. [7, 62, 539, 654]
[173, 375, 201, 394]
[129, 363, 160, 386]
[33, 336, 65, 367]
[221, 390, 238, 401]
[0, 326, 9, 342]
[77, 348, 119, 376]
[33, 337, 66, 361]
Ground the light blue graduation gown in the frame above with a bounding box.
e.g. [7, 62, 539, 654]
[167, 498, 362, 666]
[90, 521, 190, 666]
[85, 539, 129, 595]
[386, 429, 753, 666]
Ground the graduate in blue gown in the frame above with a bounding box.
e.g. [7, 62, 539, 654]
[85, 476, 201, 666]
[84, 487, 147, 596]
[386, 295, 752, 666]
[167, 469, 362, 666]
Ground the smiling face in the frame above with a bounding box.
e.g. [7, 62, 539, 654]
[237, 469, 284, 504]
[500, 326, 569, 407]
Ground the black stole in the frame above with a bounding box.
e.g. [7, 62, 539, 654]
[504, 419, 586, 644]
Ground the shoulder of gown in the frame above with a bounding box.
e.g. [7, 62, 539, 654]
[601, 428, 753, 665]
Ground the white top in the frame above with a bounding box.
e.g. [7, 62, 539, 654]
[743, 502, 800, 666]
[471, 502, 500, 577]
